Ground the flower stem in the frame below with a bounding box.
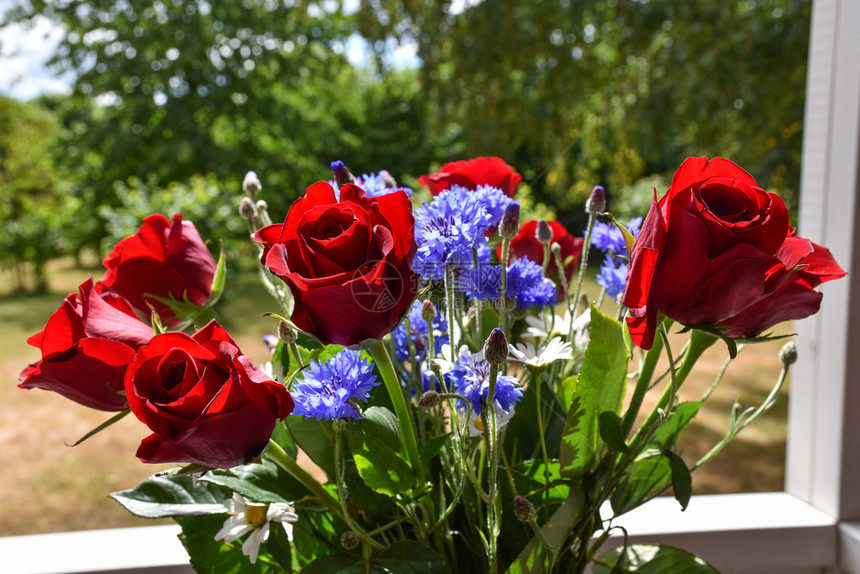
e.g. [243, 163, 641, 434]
[569, 211, 596, 337]
[484, 362, 501, 574]
[264, 440, 342, 518]
[367, 339, 426, 486]
[620, 329, 666, 437]
[499, 237, 511, 339]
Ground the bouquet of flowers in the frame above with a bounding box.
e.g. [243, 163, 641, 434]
[20, 155, 846, 573]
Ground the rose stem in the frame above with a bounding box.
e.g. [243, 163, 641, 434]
[367, 338, 426, 486]
[629, 329, 718, 449]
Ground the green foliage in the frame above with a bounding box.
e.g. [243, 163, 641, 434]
[593, 544, 720, 573]
[0, 97, 72, 290]
[358, 0, 810, 228]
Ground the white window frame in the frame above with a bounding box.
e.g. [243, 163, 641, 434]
[1, 1, 857, 573]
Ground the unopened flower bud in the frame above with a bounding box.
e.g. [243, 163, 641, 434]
[483, 328, 508, 365]
[278, 321, 297, 345]
[243, 171, 261, 196]
[536, 218, 553, 245]
[551, 242, 562, 260]
[340, 531, 360, 550]
[419, 390, 440, 408]
[331, 160, 356, 187]
[513, 495, 536, 522]
[586, 185, 606, 215]
[780, 341, 798, 366]
[421, 299, 436, 323]
[256, 199, 268, 213]
[379, 169, 397, 188]
[499, 202, 520, 240]
[239, 197, 257, 219]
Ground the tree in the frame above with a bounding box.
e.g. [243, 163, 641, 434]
[0, 97, 70, 291]
[357, 0, 810, 228]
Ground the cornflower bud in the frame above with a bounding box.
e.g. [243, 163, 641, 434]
[419, 390, 440, 408]
[780, 341, 798, 366]
[239, 197, 257, 220]
[421, 299, 436, 323]
[379, 169, 397, 188]
[513, 495, 536, 522]
[331, 160, 356, 187]
[586, 185, 606, 215]
[278, 321, 297, 345]
[256, 199, 268, 213]
[499, 202, 520, 240]
[243, 171, 261, 197]
[483, 328, 508, 365]
[536, 218, 553, 245]
[341, 531, 360, 551]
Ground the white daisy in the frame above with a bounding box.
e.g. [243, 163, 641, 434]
[215, 493, 299, 564]
[508, 337, 574, 368]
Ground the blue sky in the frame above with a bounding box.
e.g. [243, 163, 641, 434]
[0, 0, 425, 101]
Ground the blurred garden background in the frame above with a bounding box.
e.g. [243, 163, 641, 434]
[1, 0, 807, 535]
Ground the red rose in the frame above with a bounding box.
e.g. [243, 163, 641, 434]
[254, 182, 419, 346]
[501, 219, 585, 296]
[125, 320, 293, 468]
[623, 157, 847, 350]
[19, 278, 153, 411]
[101, 213, 217, 327]
[419, 156, 522, 198]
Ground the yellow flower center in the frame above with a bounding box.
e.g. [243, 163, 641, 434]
[473, 416, 485, 432]
[245, 504, 269, 528]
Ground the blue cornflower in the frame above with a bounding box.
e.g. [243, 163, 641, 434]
[445, 349, 522, 416]
[291, 349, 379, 420]
[596, 255, 628, 301]
[414, 186, 493, 280]
[506, 258, 557, 309]
[392, 300, 449, 363]
[591, 217, 643, 257]
[474, 185, 518, 228]
[459, 262, 502, 301]
[356, 172, 414, 198]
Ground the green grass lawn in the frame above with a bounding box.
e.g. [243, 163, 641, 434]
[0, 257, 789, 536]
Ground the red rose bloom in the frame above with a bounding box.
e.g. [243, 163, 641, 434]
[623, 157, 847, 350]
[502, 219, 585, 296]
[419, 156, 522, 198]
[19, 278, 153, 411]
[254, 182, 419, 347]
[125, 320, 293, 468]
[101, 213, 217, 326]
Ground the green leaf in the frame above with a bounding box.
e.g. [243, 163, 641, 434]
[348, 427, 416, 497]
[601, 212, 637, 261]
[611, 401, 701, 514]
[267, 519, 294, 572]
[67, 409, 130, 447]
[177, 515, 268, 574]
[360, 406, 403, 454]
[286, 415, 336, 478]
[665, 450, 693, 511]
[598, 411, 630, 454]
[593, 543, 720, 573]
[300, 542, 446, 574]
[560, 306, 628, 477]
[110, 474, 228, 518]
[206, 242, 227, 307]
[201, 458, 306, 504]
[420, 433, 451, 464]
